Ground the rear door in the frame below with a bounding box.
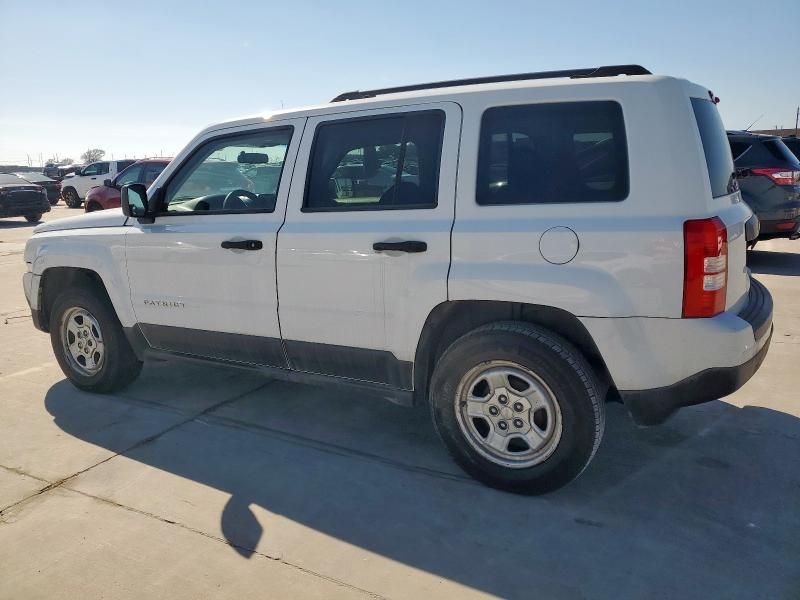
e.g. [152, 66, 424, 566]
[277, 102, 461, 387]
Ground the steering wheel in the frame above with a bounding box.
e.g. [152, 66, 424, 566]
[223, 189, 259, 210]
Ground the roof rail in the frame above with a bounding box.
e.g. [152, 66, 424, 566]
[330, 64, 651, 103]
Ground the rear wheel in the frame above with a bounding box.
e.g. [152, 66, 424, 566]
[85, 201, 101, 212]
[25, 213, 43, 223]
[430, 321, 604, 494]
[63, 188, 81, 208]
[50, 285, 142, 392]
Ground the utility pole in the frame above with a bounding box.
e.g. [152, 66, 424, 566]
[795, 106, 799, 136]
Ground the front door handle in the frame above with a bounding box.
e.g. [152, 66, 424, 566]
[373, 240, 427, 253]
[221, 239, 263, 251]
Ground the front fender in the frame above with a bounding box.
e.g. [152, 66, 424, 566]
[27, 227, 135, 327]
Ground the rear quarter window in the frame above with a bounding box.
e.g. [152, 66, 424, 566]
[764, 139, 799, 163]
[691, 98, 736, 197]
[476, 101, 629, 205]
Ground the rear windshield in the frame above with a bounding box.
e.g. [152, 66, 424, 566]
[691, 98, 735, 197]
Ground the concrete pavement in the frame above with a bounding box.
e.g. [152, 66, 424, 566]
[1, 206, 799, 599]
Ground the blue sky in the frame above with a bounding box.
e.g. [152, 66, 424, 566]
[1, 0, 798, 165]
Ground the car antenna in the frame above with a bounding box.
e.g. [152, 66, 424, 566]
[744, 113, 764, 132]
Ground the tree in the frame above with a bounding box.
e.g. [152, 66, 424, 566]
[81, 148, 106, 163]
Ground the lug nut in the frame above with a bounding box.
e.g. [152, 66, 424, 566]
[498, 421, 508, 431]
[513, 418, 524, 428]
[513, 402, 524, 412]
[488, 405, 500, 416]
[78, 342, 83, 349]
[498, 395, 508, 404]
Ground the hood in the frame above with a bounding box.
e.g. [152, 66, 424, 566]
[33, 208, 128, 234]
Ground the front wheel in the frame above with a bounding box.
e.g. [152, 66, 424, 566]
[430, 321, 604, 494]
[25, 213, 43, 223]
[50, 285, 143, 392]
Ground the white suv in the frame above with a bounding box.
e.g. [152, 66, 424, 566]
[61, 160, 136, 208]
[22, 65, 773, 493]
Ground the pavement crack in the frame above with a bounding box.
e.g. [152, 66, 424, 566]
[61, 486, 386, 599]
[0, 380, 273, 517]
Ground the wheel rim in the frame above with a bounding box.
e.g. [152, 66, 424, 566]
[60, 307, 105, 376]
[455, 361, 563, 468]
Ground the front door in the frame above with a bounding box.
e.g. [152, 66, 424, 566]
[277, 103, 461, 388]
[125, 118, 305, 366]
[75, 161, 110, 197]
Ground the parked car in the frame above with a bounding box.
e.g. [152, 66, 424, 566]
[13, 172, 62, 205]
[84, 158, 172, 212]
[782, 135, 800, 161]
[0, 174, 51, 222]
[23, 65, 772, 494]
[727, 131, 800, 241]
[60, 159, 137, 208]
[43, 163, 83, 181]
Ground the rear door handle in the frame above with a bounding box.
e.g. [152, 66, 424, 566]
[221, 239, 263, 251]
[373, 240, 427, 253]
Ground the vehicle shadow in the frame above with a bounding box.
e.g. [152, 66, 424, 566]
[44, 375, 800, 599]
[748, 249, 800, 276]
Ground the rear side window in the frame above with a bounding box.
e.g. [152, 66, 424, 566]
[304, 111, 444, 211]
[729, 141, 751, 161]
[783, 138, 800, 159]
[764, 139, 799, 163]
[691, 98, 736, 197]
[477, 101, 628, 205]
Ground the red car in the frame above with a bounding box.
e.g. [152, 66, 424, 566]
[84, 158, 171, 212]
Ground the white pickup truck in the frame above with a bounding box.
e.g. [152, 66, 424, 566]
[22, 65, 772, 493]
[60, 159, 136, 208]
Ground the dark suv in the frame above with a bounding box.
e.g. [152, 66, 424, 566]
[727, 131, 800, 241]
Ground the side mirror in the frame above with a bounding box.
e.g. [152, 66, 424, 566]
[103, 178, 112, 187]
[121, 183, 149, 219]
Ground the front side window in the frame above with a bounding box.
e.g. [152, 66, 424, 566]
[477, 101, 629, 205]
[82, 163, 101, 176]
[115, 164, 143, 187]
[162, 127, 293, 214]
[143, 162, 168, 186]
[304, 111, 444, 211]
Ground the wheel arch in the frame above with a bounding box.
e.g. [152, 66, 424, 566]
[39, 267, 114, 333]
[413, 301, 615, 406]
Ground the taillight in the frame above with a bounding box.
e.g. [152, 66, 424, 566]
[683, 217, 728, 318]
[751, 168, 800, 186]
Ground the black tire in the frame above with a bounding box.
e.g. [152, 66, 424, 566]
[25, 213, 43, 223]
[49, 284, 143, 393]
[49, 197, 59, 206]
[429, 321, 604, 494]
[85, 201, 101, 213]
[63, 188, 81, 208]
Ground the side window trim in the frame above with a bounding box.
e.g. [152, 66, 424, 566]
[301, 109, 446, 213]
[154, 125, 295, 217]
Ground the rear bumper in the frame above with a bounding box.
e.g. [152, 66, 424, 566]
[757, 218, 800, 240]
[620, 326, 771, 425]
[0, 198, 51, 217]
[617, 278, 773, 425]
